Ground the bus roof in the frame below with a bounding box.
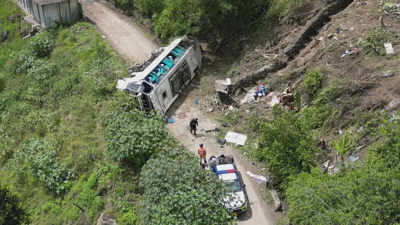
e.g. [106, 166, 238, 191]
[129, 38, 184, 83]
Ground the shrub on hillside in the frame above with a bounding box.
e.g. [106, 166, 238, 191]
[257, 106, 317, 186]
[303, 69, 322, 97]
[139, 146, 230, 224]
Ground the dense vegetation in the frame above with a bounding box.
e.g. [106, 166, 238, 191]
[0, 0, 228, 224]
[110, 0, 272, 45]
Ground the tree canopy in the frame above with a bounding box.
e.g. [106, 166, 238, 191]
[0, 181, 30, 225]
[139, 146, 230, 224]
[257, 106, 317, 185]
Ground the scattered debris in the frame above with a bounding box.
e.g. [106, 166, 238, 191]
[165, 117, 175, 123]
[261, 168, 266, 172]
[217, 139, 226, 145]
[256, 83, 267, 97]
[386, 99, 400, 110]
[195, 100, 199, 105]
[207, 106, 214, 112]
[215, 78, 232, 94]
[347, 155, 359, 162]
[101, 35, 106, 39]
[384, 43, 394, 54]
[356, 127, 364, 133]
[382, 70, 394, 77]
[222, 122, 230, 127]
[205, 128, 220, 133]
[240, 88, 257, 105]
[224, 131, 247, 146]
[318, 160, 330, 173]
[245, 109, 250, 113]
[269, 95, 280, 107]
[191, 84, 200, 88]
[246, 171, 271, 185]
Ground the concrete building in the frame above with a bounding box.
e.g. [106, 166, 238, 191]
[16, 0, 81, 28]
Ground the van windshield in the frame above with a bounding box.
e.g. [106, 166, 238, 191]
[225, 180, 241, 192]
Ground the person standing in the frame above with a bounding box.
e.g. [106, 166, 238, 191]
[190, 118, 198, 135]
[198, 143, 207, 164]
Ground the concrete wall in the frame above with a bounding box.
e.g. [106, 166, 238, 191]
[17, 0, 80, 28]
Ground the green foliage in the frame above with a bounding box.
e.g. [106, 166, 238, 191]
[225, 109, 244, 126]
[362, 28, 390, 56]
[257, 106, 317, 185]
[139, 146, 229, 224]
[332, 131, 350, 161]
[29, 31, 55, 58]
[303, 69, 322, 97]
[285, 118, 400, 224]
[0, 181, 31, 225]
[292, 85, 301, 109]
[104, 98, 170, 166]
[263, 0, 307, 27]
[0, 19, 128, 224]
[120, 211, 138, 225]
[134, 0, 269, 44]
[6, 138, 75, 194]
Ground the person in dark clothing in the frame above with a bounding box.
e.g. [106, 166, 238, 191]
[190, 118, 198, 135]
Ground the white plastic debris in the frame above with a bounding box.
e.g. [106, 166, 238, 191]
[246, 171, 270, 185]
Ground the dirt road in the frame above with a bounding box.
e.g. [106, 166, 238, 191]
[166, 95, 277, 225]
[80, 0, 159, 64]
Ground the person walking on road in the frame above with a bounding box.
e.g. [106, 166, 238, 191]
[190, 118, 198, 135]
[198, 143, 207, 164]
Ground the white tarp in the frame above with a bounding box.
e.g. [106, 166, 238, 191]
[246, 171, 270, 185]
[224, 131, 247, 145]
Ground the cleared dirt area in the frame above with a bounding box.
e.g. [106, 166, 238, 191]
[80, 0, 159, 64]
[166, 93, 279, 225]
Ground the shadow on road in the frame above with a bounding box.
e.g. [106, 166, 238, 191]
[236, 171, 253, 222]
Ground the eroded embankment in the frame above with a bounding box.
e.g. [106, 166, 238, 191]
[233, 0, 354, 89]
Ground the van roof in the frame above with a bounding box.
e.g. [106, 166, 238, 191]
[214, 164, 236, 175]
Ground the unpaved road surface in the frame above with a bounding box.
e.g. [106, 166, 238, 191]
[80, 0, 159, 64]
[166, 95, 277, 225]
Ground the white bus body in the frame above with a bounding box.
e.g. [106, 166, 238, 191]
[116, 37, 202, 114]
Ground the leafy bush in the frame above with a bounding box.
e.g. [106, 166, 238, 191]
[362, 28, 390, 56]
[139, 146, 229, 224]
[8, 139, 75, 194]
[303, 69, 322, 97]
[27, 59, 56, 82]
[29, 31, 55, 58]
[257, 106, 317, 185]
[104, 99, 170, 166]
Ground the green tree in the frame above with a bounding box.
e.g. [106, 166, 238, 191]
[0, 181, 30, 225]
[257, 106, 317, 185]
[104, 94, 170, 166]
[139, 146, 230, 224]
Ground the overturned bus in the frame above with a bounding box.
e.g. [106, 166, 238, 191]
[116, 37, 202, 114]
